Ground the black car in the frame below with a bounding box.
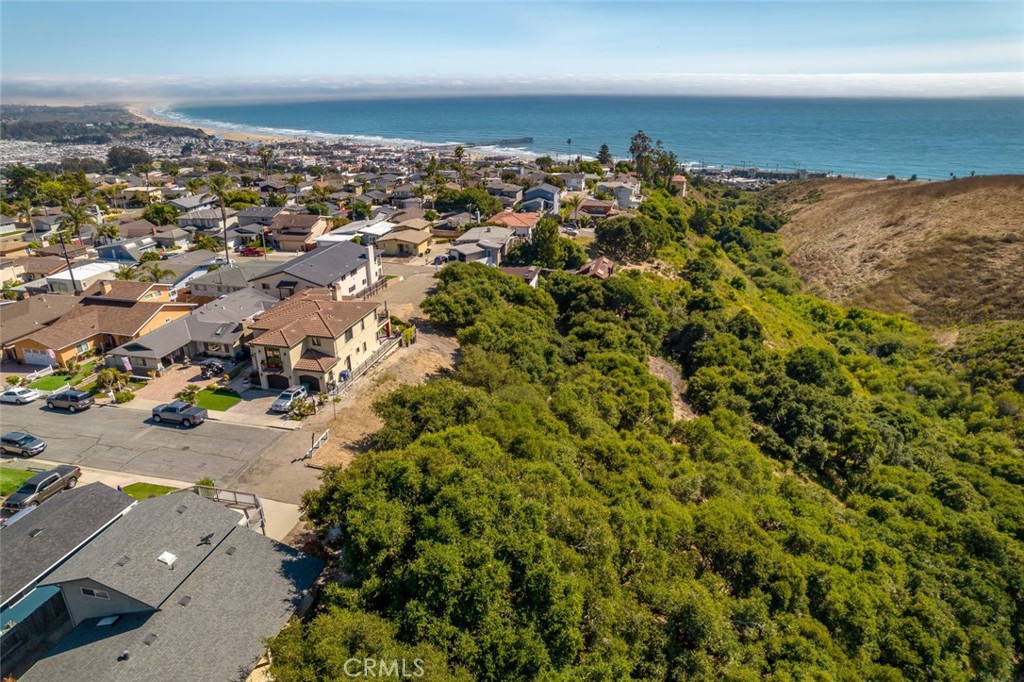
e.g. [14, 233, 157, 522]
[46, 389, 95, 412]
[0, 432, 47, 457]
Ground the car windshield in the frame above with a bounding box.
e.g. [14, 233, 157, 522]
[15, 483, 38, 494]
[17, 436, 34, 445]
[278, 391, 296, 400]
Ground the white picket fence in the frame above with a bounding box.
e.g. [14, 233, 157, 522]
[301, 429, 330, 461]
[43, 383, 70, 397]
[25, 365, 55, 382]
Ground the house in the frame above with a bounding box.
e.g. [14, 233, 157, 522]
[0, 294, 79, 362]
[577, 256, 615, 279]
[249, 241, 382, 300]
[267, 214, 329, 252]
[15, 493, 323, 682]
[94, 237, 159, 263]
[107, 287, 279, 370]
[150, 227, 191, 250]
[376, 229, 434, 257]
[0, 241, 32, 259]
[0, 258, 26, 285]
[448, 226, 516, 265]
[522, 183, 562, 214]
[7, 256, 70, 283]
[671, 174, 688, 196]
[485, 182, 524, 206]
[357, 220, 395, 246]
[12, 281, 194, 367]
[499, 265, 542, 288]
[116, 219, 161, 239]
[487, 211, 541, 239]
[579, 198, 614, 217]
[176, 207, 238, 231]
[167, 193, 216, 213]
[34, 242, 93, 260]
[596, 180, 641, 209]
[0, 484, 135, 677]
[235, 205, 287, 229]
[188, 262, 275, 297]
[26, 214, 64, 241]
[559, 173, 586, 192]
[249, 288, 389, 391]
[46, 261, 120, 294]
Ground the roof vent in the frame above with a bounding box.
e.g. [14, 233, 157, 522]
[175, 504, 188, 514]
[116, 555, 131, 567]
[157, 551, 177, 568]
[225, 546, 237, 556]
[143, 633, 158, 646]
[178, 595, 192, 607]
[29, 528, 44, 538]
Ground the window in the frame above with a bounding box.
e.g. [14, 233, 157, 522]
[262, 283, 270, 290]
[81, 587, 110, 599]
[360, 319, 365, 331]
[362, 342, 367, 352]
[76, 341, 90, 354]
[344, 329, 353, 342]
[311, 338, 322, 347]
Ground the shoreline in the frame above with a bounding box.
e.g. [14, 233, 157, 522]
[126, 103, 299, 144]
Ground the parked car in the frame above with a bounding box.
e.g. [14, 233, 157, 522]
[152, 401, 208, 427]
[0, 432, 47, 457]
[432, 255, 449, 266]
[213, 256, 236, 265]
[270, 386, 307, 413]
[239, 246, 265, 257]
[46, 389, 95, 412]
[0, 387, 40, 405]
[2, 466, 82, 511]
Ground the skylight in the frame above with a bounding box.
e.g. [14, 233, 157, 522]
[97, 616, 119, 627]
[157, 551, 177, 567]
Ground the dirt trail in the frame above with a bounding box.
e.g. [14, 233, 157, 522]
[647, 356, 697, 421]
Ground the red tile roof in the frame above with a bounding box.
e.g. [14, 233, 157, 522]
[487, 212, 541, 228]
[249, 289, 378, 348]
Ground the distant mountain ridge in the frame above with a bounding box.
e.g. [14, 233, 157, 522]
[771, 175, 1024, 327]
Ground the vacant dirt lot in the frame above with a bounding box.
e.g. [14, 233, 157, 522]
[773, 175, 1024, 327]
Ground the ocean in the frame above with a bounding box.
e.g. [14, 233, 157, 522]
[158, 96, 1024, 179]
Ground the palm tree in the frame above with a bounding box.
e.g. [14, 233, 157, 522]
[566, 195, 584, 227]
[136, 261, 173, 283]
[257, 145, 275, 179]
[287, 173, 304, 205]
[114, 264, 137, 280]
[566, 138, 572, 166]
[60, 203, 97, 243]
[95, 220, 120, 245]
[16, 197, 34, 231]
[203, 175, 235, 265]
[184, 178, 204, 195]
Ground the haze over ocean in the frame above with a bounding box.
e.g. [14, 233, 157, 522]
[161, 96, 1024, 179]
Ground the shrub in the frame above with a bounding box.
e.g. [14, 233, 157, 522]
[5, 376, 21, 387]
[114, 390, 134, 403]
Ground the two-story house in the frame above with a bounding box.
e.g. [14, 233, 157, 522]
[448, 226, 516, 265]
[248, 241, 382, 300]
[596, 180, 642, 209]
[248, 288, 390, 391]
[522, 183, 562, 214]
[267, 214, 329, 252]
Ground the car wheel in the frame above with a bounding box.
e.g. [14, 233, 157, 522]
[153, 414, 162, 422]
[183, 419, 192, 428]
[69, 405, 77, 413]
[65, 477, 78, 489]
[47, 402, 55, 409]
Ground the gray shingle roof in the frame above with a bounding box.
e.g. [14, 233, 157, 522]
[21, 496, 322, 682]
[0, 483, 135, 609]
[251, 241, 372, 287]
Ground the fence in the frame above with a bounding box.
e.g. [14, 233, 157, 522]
[300, 429, 330, 462]
[43, 383, 70, 397]
[171, 485, 266, 534]
[25, 365, 54, 381]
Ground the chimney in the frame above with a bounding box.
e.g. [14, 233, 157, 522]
[101, 280, 113, 295]
[331, 283, 342, 302]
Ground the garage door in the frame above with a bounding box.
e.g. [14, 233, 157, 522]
[267, 374, 290, 390]
[23, 349, 56, 366]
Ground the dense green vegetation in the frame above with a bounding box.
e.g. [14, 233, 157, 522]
[271, 186, 1023, 682]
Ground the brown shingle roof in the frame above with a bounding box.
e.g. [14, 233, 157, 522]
[80, 280, 157, 302]
[25, 300, 193, 350]
[249, 289, 377, 349]
[10, 256, 70, 276]
[293, 349, 339, 372]
[0, 294, 79, 345]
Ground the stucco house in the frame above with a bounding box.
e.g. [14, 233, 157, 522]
[248, 241, 382, 300]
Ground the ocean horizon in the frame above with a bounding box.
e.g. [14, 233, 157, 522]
[159, 95, 1024, 179]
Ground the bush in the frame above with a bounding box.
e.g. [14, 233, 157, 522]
[5, 376, 22, 387]
[114, 390, 135, 403]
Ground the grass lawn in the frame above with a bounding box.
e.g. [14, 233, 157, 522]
[28, 374, 70, 391]
[0, 467, 35, 497]
[121, 482, 178, 500]
[195, 388, 242, 411]
[66, 360, 97, 386]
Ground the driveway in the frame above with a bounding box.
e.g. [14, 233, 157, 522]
[133, 364, 221, 402]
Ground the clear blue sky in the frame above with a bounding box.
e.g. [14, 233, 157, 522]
[2, 1, 1022, 101]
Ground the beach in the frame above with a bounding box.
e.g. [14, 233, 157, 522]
[126, 103, 299, 144]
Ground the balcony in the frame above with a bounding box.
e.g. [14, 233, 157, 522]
[260, 361, 285, 374]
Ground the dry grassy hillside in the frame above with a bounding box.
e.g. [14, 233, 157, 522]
[771, 175, 1024, 327]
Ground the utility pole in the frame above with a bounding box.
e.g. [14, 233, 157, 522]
[60, 239, 80, 294]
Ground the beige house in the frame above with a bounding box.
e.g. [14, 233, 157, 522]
[248, 288, 390, 391]
[268, 214, 329, 252]
[376, 228, 434, 257]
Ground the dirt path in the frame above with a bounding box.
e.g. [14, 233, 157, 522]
[647, 355, 697, 421]
[310, 323, 458, 468]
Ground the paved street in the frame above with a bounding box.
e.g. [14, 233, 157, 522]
[0, 401, 284, 486]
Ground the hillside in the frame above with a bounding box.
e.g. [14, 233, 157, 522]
[770, 175, 1024, 327]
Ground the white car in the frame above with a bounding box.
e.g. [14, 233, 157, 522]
[270, 386, 308, 413]
[0, 387, 41, 405]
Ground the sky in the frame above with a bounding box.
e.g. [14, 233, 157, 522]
[2, 1, 1022, 102]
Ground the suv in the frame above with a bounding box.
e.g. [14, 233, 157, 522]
[2, 466, 81, 511]
[271, 386, 307, 412]
[47, 389, 95, 412]
[0, 432, 47, 457]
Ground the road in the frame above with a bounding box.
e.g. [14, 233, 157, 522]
[0, 402, 284, 486]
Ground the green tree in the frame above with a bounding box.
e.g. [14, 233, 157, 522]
[59, 202, 97, 242]
[349, 200, 372, 220]
[629, 130, 655, 185]
[597, 143, 613, 166]
[136, 261, 174, 283]
[114, 264, 137, 280]
[175, 384, 201, 406]
[106, 145, 152, 172]
[203, 174, 235, 265]
[142, 203, 180, 226]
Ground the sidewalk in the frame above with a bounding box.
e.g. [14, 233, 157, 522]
[104, 396, 302, 431]
[4, 457, 302, 542]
